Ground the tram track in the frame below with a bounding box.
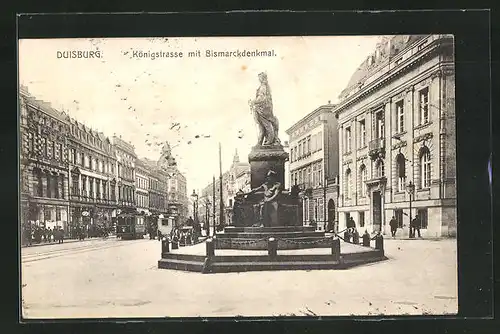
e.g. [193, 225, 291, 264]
[21, 239, 150, 263]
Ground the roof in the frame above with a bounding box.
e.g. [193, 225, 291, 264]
[338, 35, 427, 100]
[285, 103, 334, 135]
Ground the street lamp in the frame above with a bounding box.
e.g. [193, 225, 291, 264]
[205, 198, 211, 236]
[323, 175, 328, 232]
[406, 181, 416, 238]
[191, 189, 198, 226]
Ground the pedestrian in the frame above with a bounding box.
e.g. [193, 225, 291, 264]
[413, 214, 422, 238]
[389, 216, 398, 238]
[58, 228, 65, 243]
[48, 227, 52, 243]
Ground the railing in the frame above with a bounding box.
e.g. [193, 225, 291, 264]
[369, 138, 385, 152]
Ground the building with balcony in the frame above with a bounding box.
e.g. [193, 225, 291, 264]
[19, 86, 71, 237]
[113, 136, 137, 213]
[135, 159, 150, 227]
[286, 103, 340, 231]
[66, 118, 118, 234]
[333, 34, 456, 237]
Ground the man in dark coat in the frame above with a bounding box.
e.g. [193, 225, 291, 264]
[412, 214, 422, 238]
[389, 216, 398, 237]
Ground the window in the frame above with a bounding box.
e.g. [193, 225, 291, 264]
[345, 169, 352, 199]
[396, 100, 404, 133]
[59, 143, 64, 161]
[312, 164, 317, 186]
[359, 120, 366, 148]
[44, 207, 52, 220]
[396, 154, 406, 192]
[52, 174, 59, 198]
[317, 131, 323, 150]
[317, 163, 323, 185]
[34, 169, 43, 197]
[306, 167, 311, 187]
[290, 148, 294, 162]
[359, 211, 365, 227]
[71, 174, 79, 195]
[311, 134, 317, 152]
[394, 209, 404, 228]
[420, 147, 431, 188]
[419, 87, 429, 124]
[376, 159, 385, 178]
[417, 208, 428, 229]
[89, 177, 94, 198]
[45, 173, 52, 198]
[56, 208, 61, 221]
[345, 127, 352, 152]
[307, 136, 311, 154]
[359, 164, 367, 197]
[318, 198, 324, 222]
[376, 111, 385, 139]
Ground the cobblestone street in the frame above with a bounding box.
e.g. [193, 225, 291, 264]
[21, 237, 457, 318]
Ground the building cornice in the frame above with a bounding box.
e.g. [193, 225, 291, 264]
[334, 36, 453, 117]
[285, 104, 334, 135]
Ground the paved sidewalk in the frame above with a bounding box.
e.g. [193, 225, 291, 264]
[21, 236, 116, 248]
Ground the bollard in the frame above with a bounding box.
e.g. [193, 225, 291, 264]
[362, 230, 371, 247]
[268, 237, 277, 258]
[375, 233, 384, 256]
[331, 237, 341, 262]
[161, 237, 169, 257]
[352, 230, 360, 244]
[206, 238, 215, 258]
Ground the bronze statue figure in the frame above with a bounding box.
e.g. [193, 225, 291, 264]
[243, 170, 282, 226]
[248, 72, 281, 146]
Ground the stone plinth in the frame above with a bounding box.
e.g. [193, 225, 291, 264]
[232, 192, 301, 227]
[248, 145, 288, 190]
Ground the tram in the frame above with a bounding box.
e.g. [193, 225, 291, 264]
[116, 213, 145, 240]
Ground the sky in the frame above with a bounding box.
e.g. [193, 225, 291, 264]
[19, 36, 381, 193]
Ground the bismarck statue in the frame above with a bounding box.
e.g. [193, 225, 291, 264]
[248, 72, 281, 147]
[230, 72, 302, 228]
[247, 72, 288, 189]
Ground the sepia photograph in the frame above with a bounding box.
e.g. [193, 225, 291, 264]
[19, 34, 457, 318]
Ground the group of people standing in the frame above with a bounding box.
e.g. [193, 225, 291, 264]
[23, 224, 65, 246]
[389, 214, 422, 238]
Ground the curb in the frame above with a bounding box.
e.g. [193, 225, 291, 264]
[21, 236, 117, 248]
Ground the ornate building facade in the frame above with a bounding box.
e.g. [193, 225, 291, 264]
[286, 103, 340, 231]
[20, 86, 70, 235]
[112, 136, 137, 214]
[333, 34, 456, 237]
[135, 158, 150, 226]
[67, 118, 118, 234]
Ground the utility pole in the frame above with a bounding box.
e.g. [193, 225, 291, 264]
[219, 142, 224, 229]
[212, 175, 216, 236]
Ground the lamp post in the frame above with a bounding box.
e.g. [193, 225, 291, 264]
[406, 181, 415, 238]
[323, 176, 328, 231]
[205, 198, 211, 236]
[191, 189, 198, 226]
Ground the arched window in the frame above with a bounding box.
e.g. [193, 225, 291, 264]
[375, 159, 385, 178]
[420, 147, 431, 188]
[345, 168, 352, 199]
[359, 164, 367, 197]
[396, 154, 406, 192]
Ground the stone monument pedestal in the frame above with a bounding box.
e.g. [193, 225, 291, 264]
[248, 145, 289, 190]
